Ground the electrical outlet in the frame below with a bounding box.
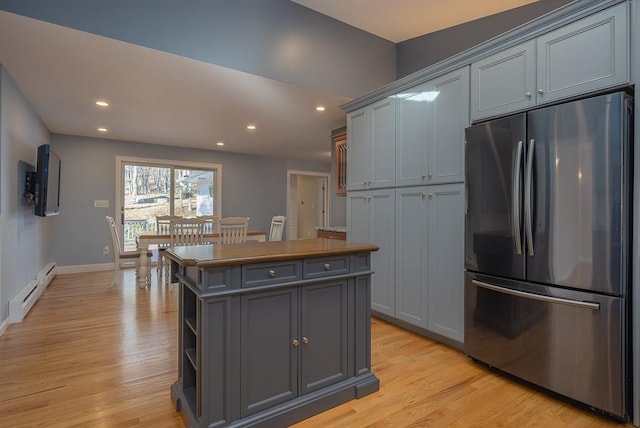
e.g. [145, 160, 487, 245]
[103, 245, 109, 255]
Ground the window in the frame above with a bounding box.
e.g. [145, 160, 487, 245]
[115, 156, 222, 249]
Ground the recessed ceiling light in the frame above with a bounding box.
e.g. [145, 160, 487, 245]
[216, 141, 225, 146]
[246, 124, 257, 130]
[96, 101, 109, 107]
[315, 105, 326, 111]
[97, 127, 108, 132]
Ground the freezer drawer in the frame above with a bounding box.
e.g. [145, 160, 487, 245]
[464, 272, 627, 419]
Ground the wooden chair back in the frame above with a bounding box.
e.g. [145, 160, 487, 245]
[105, 215, 124, 256]
[219, 217, 249, 244]
[170, 218, 205, 247]
[156, 215, 181, 234]
[106, 215, 152, 286]
[268, 215, 286, 241]
[197, 215, 221, 233]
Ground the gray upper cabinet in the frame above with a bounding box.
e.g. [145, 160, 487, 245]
[396, 67, 470, 187]
[470, 41, 536, 122]
[347, 108, 367, 191]
[536, 2, 628, 105]
[471, 2, 628, 121]
[347, 98, 395, 190]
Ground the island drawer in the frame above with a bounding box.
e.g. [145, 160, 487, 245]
[242, 261, 302, 288]
[198, 266, 240, 291]
[303, 255, 349, 279]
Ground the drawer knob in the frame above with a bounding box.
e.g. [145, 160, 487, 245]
[323, 263, 331, 270]
[268, 269, 276, 278]
[302, 336, 310, 345]
[292, 339, 299, 347]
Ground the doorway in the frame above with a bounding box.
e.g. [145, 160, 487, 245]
[286, 170, 329, 240]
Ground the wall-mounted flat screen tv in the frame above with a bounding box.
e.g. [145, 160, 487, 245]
[34, 144, 61, 217]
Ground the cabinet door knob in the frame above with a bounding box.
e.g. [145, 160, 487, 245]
[421, 193, 426, 199]
[302, 336, 310, 345]
[537, 89, 544, 95]
[268, 269, 276, 278]
[292, 339, 299, 347]
[428, 172, 433, 178]
[421, 174, 426, 179]
[526, 91, 532, 98]
[428, 193, 433, 198]
[323, 263, 331, 270]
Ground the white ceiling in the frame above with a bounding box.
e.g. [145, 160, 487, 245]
[0, 2, 540, 162]
[293, 0, 540, 43]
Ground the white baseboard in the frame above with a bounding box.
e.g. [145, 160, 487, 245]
[57, 260, 158, 275]
[0, 316, 8, 336]
[56, 263, 114, 275]
[9, 262, 58, 324]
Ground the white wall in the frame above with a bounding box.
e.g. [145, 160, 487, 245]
[0, 66, 51, 324]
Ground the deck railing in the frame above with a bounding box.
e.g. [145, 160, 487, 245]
[123, 220, 152, 245]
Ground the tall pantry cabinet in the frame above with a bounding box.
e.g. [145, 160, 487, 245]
[347, 67, 469, 344]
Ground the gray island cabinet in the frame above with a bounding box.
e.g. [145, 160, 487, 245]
[165, 239, 380, 428]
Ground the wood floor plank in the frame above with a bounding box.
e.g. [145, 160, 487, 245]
[0, 270, 632, 427]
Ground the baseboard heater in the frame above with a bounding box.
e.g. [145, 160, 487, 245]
[9, 262, 57, 323]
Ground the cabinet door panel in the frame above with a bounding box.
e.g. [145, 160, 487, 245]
[347, 108, 368, 191]
[536, 3, 628, 105]
[395, 82, 430, 187]
[429, 67, 469, 184]
[428, 184, 464, 342]
[240, 288, 298, 417]
[370, 98, 396, 188]
[395, 187, 428, 328]
[471, 40, 536, 121]
[300, 280, 349, 394]
[369, 189, 395, 316]
[347, 193, 370, 244]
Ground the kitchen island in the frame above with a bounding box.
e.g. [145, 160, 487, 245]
[166, 239, 380, 428]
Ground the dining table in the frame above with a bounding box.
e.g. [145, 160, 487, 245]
[135, 230, 266, 288]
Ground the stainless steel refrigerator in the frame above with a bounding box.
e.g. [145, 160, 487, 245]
[464, 91, 631, 420]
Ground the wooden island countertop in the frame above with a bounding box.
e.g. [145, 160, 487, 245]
[165, 238, 378, 268]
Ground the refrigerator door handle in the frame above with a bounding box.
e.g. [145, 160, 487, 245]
[524, 138, 535, 256]
[472, 280, 600, 310]
[513, 140, 523, 255]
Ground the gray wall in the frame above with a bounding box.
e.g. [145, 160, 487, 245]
[0, 66, 51, 322]
[50, 134, 329, 267]
[396, 0, 574, 78]
[0, 0, 396, 99]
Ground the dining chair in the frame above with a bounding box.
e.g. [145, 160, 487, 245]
[163, 218, 205, 285]
[219, 217, 249, 244]
[156, 215, 181, 280]
[105, 215, 152, 287]
[268, 215, 286, 241]
[197, 215, 221, 234]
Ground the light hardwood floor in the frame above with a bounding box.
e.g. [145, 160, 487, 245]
[0, 270, 631, 427]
